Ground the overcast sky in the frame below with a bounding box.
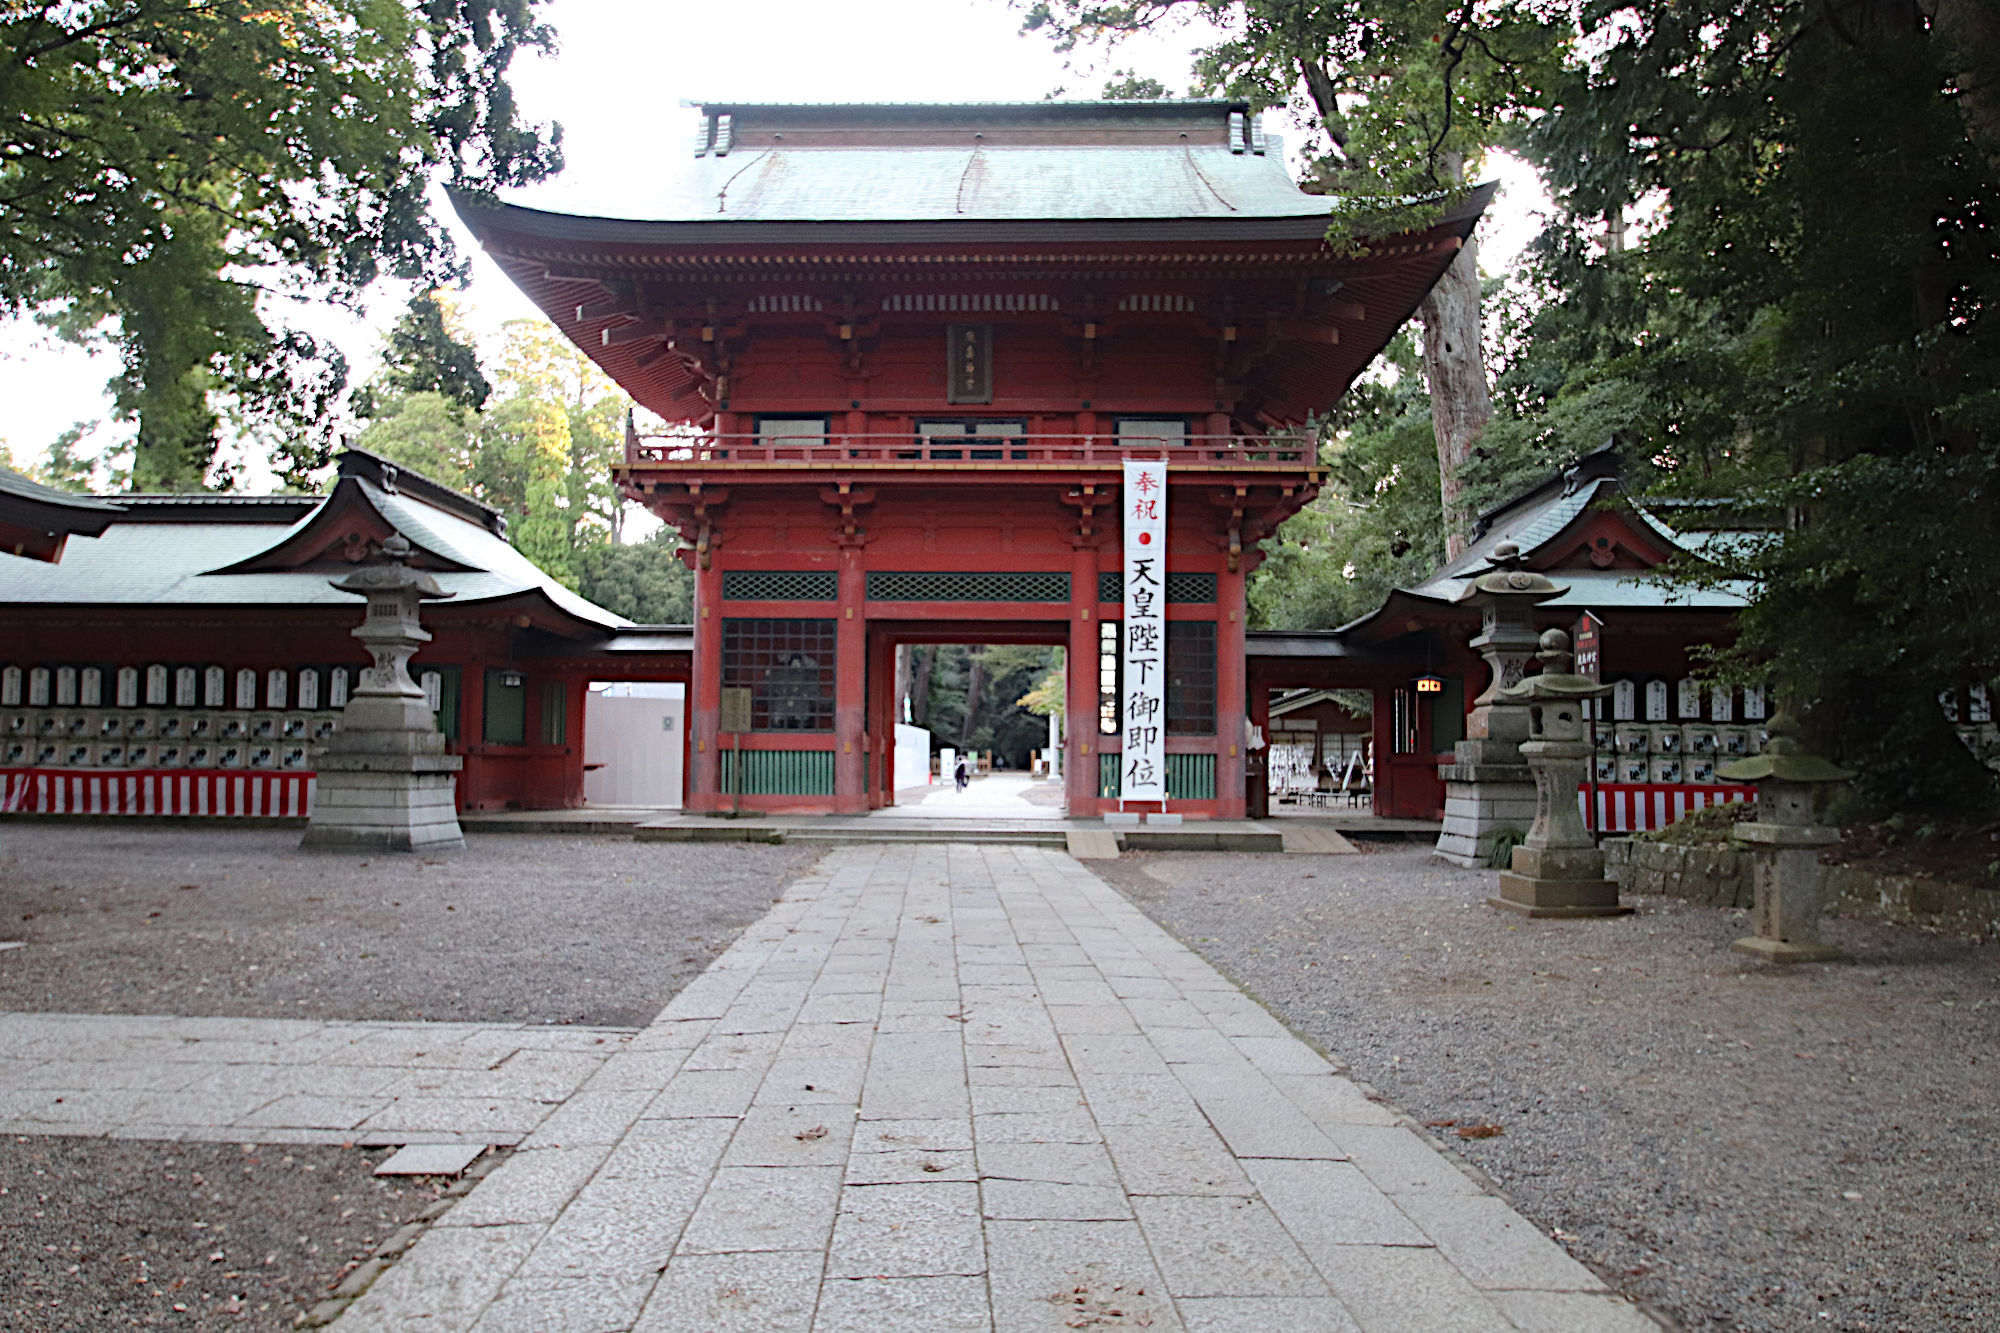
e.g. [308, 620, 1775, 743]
[0, 0, 1547, 488]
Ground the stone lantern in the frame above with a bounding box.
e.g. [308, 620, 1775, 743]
[1436, 542, 1567, 867]
[1716, 711, 1852, 963]
[1489, 628, 1631, 917]
[301, 535, 465, 851]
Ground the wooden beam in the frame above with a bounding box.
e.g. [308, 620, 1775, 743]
[602, 320, 670, 348]
[577, 293, 639, 321]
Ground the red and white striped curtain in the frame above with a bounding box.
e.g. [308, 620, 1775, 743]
[1578, 782, 1753, 834]
[0, 769, 315, 818]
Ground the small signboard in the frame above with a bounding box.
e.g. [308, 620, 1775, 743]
[1573, 611, 1603, 682]
[946, 323, 992, 404]
[719, 686, 754, 735]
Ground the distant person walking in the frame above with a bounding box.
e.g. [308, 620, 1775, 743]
[954, 756, 969, 792]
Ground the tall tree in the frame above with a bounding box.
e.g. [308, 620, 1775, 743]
[1023, 0, 1561, 557]
[356, 289, 493, 420]
[1524, 0, 2000, 816]
[0, 1, 562, 491]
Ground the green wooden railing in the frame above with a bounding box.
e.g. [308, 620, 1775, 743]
[720, 748, 836, 796]
[1098, 751, 1218, 800]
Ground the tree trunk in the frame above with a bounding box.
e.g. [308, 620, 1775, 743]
[960, 649, 985, 750]
[909, 646, 937, 727]
[1415, 153, 1494, 561]
[1418, 236, 1493, 561]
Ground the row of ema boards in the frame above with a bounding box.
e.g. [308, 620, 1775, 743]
[4, 709, 340, 771]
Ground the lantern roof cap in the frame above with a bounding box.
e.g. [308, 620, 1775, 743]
[1716, 711, 1854, 783]
[327, 535, 454, 601]
[1457, 540, 1566, 603]
[1499, 629, 1612, 701]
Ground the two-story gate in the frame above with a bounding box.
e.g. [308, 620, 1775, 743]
[454, 99, 1486, 818]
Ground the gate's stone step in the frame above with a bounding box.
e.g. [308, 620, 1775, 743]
[782, 826, 1068, 848]
[1065, 828, 1122, 859]
[1283, 825, 1362, 855]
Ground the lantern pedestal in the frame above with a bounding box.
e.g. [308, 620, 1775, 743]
[1436, 543, 1562, 868]
[302, 537, 464, 853]
[1489, 735, 1633, 918]
[1717, 711, 1851, 964]
[1727, 820, 1843, 963]
[1486, 628, 1630, 917]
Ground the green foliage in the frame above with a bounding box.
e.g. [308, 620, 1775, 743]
[355, 317, 665, 602]
[32, 422, 102, 493]
[0, 0, 562, 491]
[1024, 0, 1566, 234]
[1100, 68, 1171, 99]
[918, 644, 1062, 767]
[1250, 334, 1445, 629]
[576, 532, 694, 625]
[356, 291, 493, 419]
[1518, 0, 2000, 817]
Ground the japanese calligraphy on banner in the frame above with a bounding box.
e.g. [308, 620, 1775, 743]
[1122, 459, 1168, 801]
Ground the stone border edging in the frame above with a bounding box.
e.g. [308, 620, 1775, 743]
[1604, 837, 2000, 937]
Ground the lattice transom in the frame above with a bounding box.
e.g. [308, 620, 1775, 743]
[723, 571, 839, 602]
[866, 572, 1071, 603]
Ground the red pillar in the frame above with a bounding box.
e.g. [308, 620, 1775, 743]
[866, 631, 895, 808]
[687, 559, 723, 814]
[1215, 561, 1248, 818]
[1066, 541, 1101, 817]
[833, 547, 867, 813]
[1370, 682, 1396, 817]
[1245, 661, 1271, 818]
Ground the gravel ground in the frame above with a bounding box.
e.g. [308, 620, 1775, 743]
[1092, 846, 2000, 1333]
[0, 827, 824, 1026]
[0, 1136, 446, 1331]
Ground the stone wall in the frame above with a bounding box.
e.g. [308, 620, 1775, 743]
[1603, 837, 1753, 909]
[1604, 837, 2000, 937]
[1820, 866, 2000, 938]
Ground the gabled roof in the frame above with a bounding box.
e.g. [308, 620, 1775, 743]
[0, 467, 123, 562]
[0, 450, 630, 634]
[1337, 446, 1749, 642]
[551, 100, 1321, 227]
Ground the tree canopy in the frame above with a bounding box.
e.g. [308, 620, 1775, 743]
[0, 0, 562, 490]
[354, 313, 691, 622]
[1518, 0, 2000, 816]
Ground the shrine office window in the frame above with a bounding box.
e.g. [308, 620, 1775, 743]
[1115, 418, 1188, 449]
[1166, 620, 1217, 735]
[722, 619, 836, 732]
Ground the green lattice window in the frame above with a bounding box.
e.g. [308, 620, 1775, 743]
[866, 572, 1070, 602]
[721, 619, 836, 732]
[1167, 621, 1217, 736]
[1098, 751, 1217, 800]
[723, 571, 838, 601]
[1098, 572, 1219, 603]
[720, 748, 836, 795]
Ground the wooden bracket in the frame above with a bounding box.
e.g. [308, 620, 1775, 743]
[819, 480, 877, 548]
[1060, 482, 1113, 548]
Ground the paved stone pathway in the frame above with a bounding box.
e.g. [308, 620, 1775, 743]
[330, 844, 1653, 1333]
[0, 1013, 624, 1145]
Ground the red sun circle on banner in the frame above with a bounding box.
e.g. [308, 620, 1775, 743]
[1138, 532, 1152, 544]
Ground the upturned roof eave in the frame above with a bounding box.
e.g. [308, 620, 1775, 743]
[446, 182, 1495, 254]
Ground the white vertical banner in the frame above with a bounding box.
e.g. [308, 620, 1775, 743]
[1122, 459, 1168, 801]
